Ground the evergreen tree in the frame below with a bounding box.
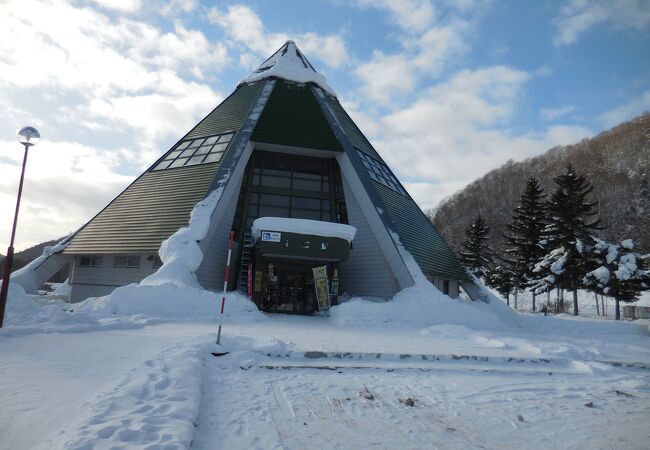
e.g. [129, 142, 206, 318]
[459, 214, 494, 279]
[485, 263, 514, 305]
[503, 177, 547, 310]
[541, 165, 601, 316]
[585, 239, 650, 320]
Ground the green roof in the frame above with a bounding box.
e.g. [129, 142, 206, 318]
[371, 181, 471, 282]
[321, 94, 381, 159]
[64, 163, 219, 254]
[251, 80, 342, 151]
[186, 82, 263, 139]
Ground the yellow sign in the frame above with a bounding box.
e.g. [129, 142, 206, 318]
[254, 271, 262, 292]
[312, 265, 330, 310]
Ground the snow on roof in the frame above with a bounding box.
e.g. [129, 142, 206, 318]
[252, 217, 356, 243]
[238, 41, 337, 97]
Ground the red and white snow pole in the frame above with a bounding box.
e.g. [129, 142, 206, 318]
[216, 230, 235, 345]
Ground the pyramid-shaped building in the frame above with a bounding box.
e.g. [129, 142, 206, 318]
[59, 41, 475, 310]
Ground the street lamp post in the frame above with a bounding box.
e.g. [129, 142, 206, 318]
[0, 126, 40, 328]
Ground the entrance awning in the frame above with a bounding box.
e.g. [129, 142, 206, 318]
[251, 217, 357, 262]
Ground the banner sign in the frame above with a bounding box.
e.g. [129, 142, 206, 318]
[312, 265, 330, 310]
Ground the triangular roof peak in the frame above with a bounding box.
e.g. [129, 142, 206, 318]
[238, 40, 336, 97]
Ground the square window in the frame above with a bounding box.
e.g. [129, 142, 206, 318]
[218, 133, 234, 143]
[203, 136, 219, 145]
[179, 148, 196, 158]
[203, 152, 223, 164]
[165, 150, 182, 160]
[188, 138, 205, 148]
[187, 155, 205, 165]
[79, 255, 102, 267]
[169, 158, 188, 168]
[153, 160, 172, 171]
[176, 141, 191, 150]
[114, 256, 140, 268]
[292, 178, 321, 191]
[193, 145, 211, 156]
[211, 142, 228, 153]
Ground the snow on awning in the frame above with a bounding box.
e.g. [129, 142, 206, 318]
[238, 41, 337, 97]
[252, 217, 356, 243]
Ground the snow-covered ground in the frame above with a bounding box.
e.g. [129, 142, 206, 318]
[498, 288, 650, 319]
[1, 279, 649, 450]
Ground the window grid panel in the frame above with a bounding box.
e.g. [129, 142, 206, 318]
[355, 149, 407, 197]
[151, 132, 234, 171]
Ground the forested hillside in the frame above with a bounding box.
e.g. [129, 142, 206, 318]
[432, 113, 650, 254]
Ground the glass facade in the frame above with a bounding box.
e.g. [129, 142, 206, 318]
[356, 148, 407, 196]
[237, 151, 341, 232]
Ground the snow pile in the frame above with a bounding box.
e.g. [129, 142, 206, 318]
[2, 284, 93, 330]
[74, 284, 263, 321]
[239, 41, 336, 97]
[141, 188, 223, 288]
[7, 240, 68, 292]
[252, 217, 357, 243]
[330, 277, 517, 330]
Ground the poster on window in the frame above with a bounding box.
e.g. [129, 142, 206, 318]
[312, 265, 330, 310]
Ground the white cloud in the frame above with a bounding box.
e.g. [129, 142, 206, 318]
[351, 2, 475, 105]
[0, 0, 228, 249]
[88, 0, 142, 13]
[553, 0, 650, 46]
[354, 53, 417, 104]
[0, 0, 225, 152]
[598, 90, 650, 127]
[0, 140, 135, 250]
[348, 66, 593, 209]
[208, 4, 348, 69]
[540, 105, 576, 120]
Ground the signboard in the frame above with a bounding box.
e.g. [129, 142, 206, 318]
[261, 231, 281, 242]
[254, 271, 262, 293]
[312, 265, 330, 310]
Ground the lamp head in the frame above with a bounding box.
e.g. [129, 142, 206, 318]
[16, 126, 40, 146]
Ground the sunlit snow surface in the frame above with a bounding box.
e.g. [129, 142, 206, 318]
[1, 280, 650, 449]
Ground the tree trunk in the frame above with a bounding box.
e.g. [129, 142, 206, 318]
[602, 295, 606, 317]
[532, 291, 536, 312]
[547, 290, 551, 313]
[506, 293, 509, 306]
[594, 291, 600, 316]
[615, 298, 620, 320]
[572, 288, 578, 316]
[514, 287, 518, 310]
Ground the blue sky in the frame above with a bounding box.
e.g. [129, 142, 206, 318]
[0, 0, 649, 250]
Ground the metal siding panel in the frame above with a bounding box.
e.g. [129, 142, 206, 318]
[186, 82, 263, 139]
[339, 177, 400, 298]
[64, 164, 219, 254]
[321, 95, 380, 159]
[251, 80, 342, 152]
[371, 181, 470, 282]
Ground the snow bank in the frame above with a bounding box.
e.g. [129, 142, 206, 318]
[2, 284, 94, 330]
[7, 240, 68, 292]
[330, 229, 519, 330]
[330, 278, 516, 330]
[252, 217, 357, 243]
[74, 283, 264, 321]
[141, 188, 223, 288]
[239, 41, 337, 97]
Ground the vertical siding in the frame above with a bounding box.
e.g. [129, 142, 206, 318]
[195, 161, 247, 290]
[339, 177, 400, 298]
[68, 254, 158, 302]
